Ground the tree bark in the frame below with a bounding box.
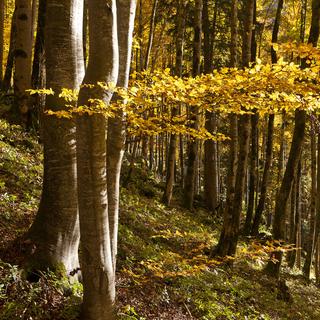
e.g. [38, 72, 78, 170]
[3, 9, 16, 92]
[303, 120, 317, 278]
[270, 0, 284, 64]
[251, 114, 274, 236]
[184, 0, 202, 210]
[29, 0, 46, 131]
[266, 110, 306, 278]
[163, 0, 186, 206]
[13, 0, 33, 125]
[0, 0, 4, 85]
[144, 0, 158, 71]
[203, 0, 219, 212]
[107, 0, 136, 277]
[27, 0, 84, 276]
[76, 0, 120, 318]
[243, 113, 258, 234]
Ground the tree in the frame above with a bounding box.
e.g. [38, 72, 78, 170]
[77, 0, 136, 318]
[215, 0, 254, 257]
[27, 0, 84, 276]
[13, 0, 32, 125]
[266, 0, 320, 279]
[184, 0, 202, 210]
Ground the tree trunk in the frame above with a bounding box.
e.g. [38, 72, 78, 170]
[303, 120, 317, 278]
[243, 113, 258, 234]
[27, 0, 84, 276]
[144, 0, 158, 70]
[251, 114, 274, 236]
[270, 0, 284, 64]
[29, 0, 46, 131]
[266, 110, 306, 278]
[163, 0, 186, 206]
[0, 0, 4, 85]
[266, 0, 320, 278]
[107, 0, 136, 277]
[203, 0, 219, 212]
[3, 9, 16, 92]
[184, 0, 202, 210]
[13, 0, 32, 125]
[76, 0, 120, 318]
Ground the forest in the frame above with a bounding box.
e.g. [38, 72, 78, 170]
[1, 0, 320, 319]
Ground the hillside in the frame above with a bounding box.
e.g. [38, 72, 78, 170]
[0, 119, 320, 320]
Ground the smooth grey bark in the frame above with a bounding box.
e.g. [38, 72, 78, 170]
[76, 0, 121, 318]
[13, 0, 32, 125]
[107, 0, 136, 276]
[27, 0, 84, 275]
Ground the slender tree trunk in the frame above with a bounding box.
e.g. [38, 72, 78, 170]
[203, 0, 219, 212]
[0, 0, 4, 85]
[29, 0, 46, 131]
[77, 0, 120, 318]
[13, 0, 32, 125]
[163, 0, 186, 206]
[303, 120, 317, 278]
[3, 9, 16, 92]
[107, 0, 136, 277]
[184, 0, 202, 210]
[215, 0, 254, 257]
[251, 114, 274, 236]
[230, 0, 238, 67]
[243, 113, 258, 234]
[266, 110, 306, 278]
[144, 0, 158, 70]
[271, 0, 283, 64]
[27, 0, 84, 276]
[266, 0, 320, 278]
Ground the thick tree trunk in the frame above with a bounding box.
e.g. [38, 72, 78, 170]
[13, 0, 32, 125]
[76, 0, 120, 318]
[27, 0, 84, 276]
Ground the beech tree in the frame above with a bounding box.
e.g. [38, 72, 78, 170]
[13, 0, 32, 125]
[77, 0, 136, 318]
[27, 0, 84, 275]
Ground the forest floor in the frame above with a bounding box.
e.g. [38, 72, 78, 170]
[1, 119, 320, 320]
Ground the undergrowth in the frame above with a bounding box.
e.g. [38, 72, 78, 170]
[1, 119, 320, 319]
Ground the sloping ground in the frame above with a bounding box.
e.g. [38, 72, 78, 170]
[0, 119, 320, 320]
